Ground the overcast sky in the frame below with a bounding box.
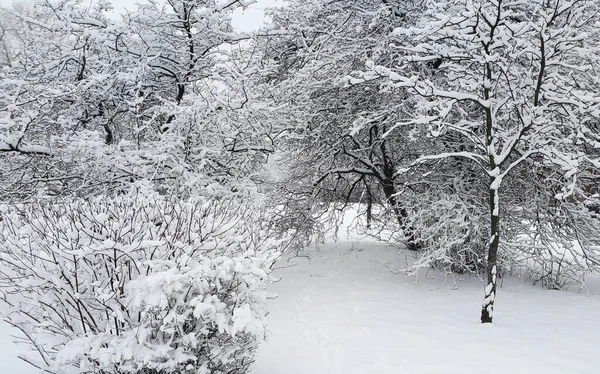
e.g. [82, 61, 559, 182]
[0, 0, 281, 31]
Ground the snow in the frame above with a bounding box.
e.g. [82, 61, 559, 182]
[0, 323, 37, 374]
[254, 242, 600, 374]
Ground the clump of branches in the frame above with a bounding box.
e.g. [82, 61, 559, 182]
[0, 187, 286, 374]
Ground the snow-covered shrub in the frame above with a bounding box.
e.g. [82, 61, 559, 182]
[506, 204, 600, 291]
[267, 186, 328, 254]
[401, 189, 489, 276]
[0, 187, 284, 374]
[271, 206, 326, 253]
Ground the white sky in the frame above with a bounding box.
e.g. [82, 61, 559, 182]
[0, 0, 281, 31]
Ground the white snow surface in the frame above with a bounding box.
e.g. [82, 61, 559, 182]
[2, 228, 600, 373]
[254, 242, 600, 374]
[0, 322, 36, 373]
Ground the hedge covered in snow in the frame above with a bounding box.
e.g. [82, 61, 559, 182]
[0, 188, 285, 374]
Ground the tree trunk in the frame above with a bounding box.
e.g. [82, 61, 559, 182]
[381, 180, 419, 250]
[366, 187, 372, 230]
[375, 126, 418, 250]
[481, 183, 500, 323]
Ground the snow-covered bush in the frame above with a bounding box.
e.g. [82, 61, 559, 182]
[0, 186, 284, 374]
[506, 203, 600, 291]
[403, 192, 487, 275]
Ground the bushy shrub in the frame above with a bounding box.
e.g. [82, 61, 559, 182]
[508, 204, 600, 291]
[0, 187, 284, 374]
[401, 191, 488, 276]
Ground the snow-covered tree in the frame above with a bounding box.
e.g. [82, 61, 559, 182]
[349, 0, 600, 322]
[259, 0, 425, 247]
[0, 0, 276, 200]
[0, 0, 124, 199]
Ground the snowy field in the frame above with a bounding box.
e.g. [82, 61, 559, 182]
[254, 242, 600, 374]
[2, 229, 600, 373]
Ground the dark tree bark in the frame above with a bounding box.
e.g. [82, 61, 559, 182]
[481, 8, 500, 322]
[366, 185, 373, 229]
[378, 126, 419, 250]
[481, 183, 499, 323]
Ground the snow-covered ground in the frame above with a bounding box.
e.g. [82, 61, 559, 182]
[0, 322, 37, 373]
[254, 241, 600, 374]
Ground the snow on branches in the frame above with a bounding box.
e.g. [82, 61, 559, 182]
[0, 187, 284, 373]
[0, 0, 275, 201]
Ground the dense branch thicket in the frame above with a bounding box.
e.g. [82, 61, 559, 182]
[0, 0, 276, 201]
[257, 0, 428, 249]
[0, 187, 285, 373]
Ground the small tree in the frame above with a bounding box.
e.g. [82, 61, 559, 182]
[349, 0, 600, 322]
